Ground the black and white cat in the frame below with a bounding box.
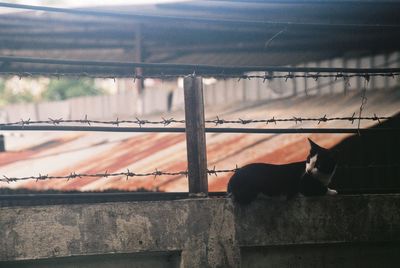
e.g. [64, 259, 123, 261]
[227, 138, 337, 204]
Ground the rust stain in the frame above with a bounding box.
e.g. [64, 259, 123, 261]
[39, 133, 186, 191]
[0, 134, 82, 167]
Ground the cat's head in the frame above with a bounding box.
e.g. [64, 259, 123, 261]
[305, 138, 337, 185]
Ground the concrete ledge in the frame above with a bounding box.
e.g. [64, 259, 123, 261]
[235, 194, 400, 246]
[1, 194, 400, 267]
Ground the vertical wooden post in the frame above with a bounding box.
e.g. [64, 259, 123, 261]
[134, 24, 144, 115]
[303, 64, 308, 95]
[292, 66, 297, 97]
[356, 57, 362, 90]
[343, 58, 348, 94]
[134, 24, 143, 93]
[184, 76, 208, 196]
[384, 54, 389, 91]
[316, 62, 321, 95]
[370, 56, 375, 90]
[0, 134, 4, 152]
[328, 59, 334, 94]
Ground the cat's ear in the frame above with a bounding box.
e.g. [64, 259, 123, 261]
[308, 138, 320, 151]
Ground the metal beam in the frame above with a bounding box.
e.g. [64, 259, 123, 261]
[1, 55, 400, 74]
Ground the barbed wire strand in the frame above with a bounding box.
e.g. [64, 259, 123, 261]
[2, 164, 400, 183]
[0, 71, 399, 81]
[0, 168, 237, 183]
[0, 114, 392, 128]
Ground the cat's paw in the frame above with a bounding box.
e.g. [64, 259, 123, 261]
[327, 188, 338, 196]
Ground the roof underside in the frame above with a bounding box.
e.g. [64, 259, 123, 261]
[0, 0, 400, 75]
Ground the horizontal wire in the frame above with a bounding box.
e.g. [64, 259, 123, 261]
[1, 2, 400, 29]
[0, 125, 398, 134]
[0, 71, 399, 80]
[1, 56, 400, 74]
[0, 168, 236, 183]
[0, 114, 391, 128]
[2, 164, 400, 183]
[0, 114, 395, 133]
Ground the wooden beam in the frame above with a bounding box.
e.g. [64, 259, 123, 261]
[184, 76, 208, 196]
[134, 24, 143, 91]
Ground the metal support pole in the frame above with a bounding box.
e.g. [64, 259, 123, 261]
[184, 76, 208, 196]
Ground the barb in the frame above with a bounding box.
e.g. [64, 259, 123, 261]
[0, 71, 399, 81]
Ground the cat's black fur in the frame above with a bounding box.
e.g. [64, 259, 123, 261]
[227, 138, 337, 204]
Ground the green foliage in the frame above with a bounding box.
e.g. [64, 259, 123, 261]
[0, 79, 4, 93]
[41, 79, 104, 101]
[0, 79, 35, 106]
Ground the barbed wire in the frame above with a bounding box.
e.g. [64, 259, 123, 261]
[0, 116, 184, 127]
[0, 114, 392, 128]
[0, 167, 237, 183]
[0, 71, 399, 81]
[2, 164, 400, 183]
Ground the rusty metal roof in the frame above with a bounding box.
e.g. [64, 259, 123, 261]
[0, 89, 399, 192]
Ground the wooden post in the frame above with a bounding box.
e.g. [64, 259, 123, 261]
[184, 76, 208, 196]
[134, 24, 145, 115]
[384, 54, 389, 91]
[303, 64, 308, 95]
[328, 59, 334, 94]
[343, 58, 348, 94]
[316, 62, 321, 95]
[370, 56, 375, 90]
[0, 134, 4, 152]
[134, 24, 143, 93]
[356, 57, 362, 91]
[292, 66, 297, 97]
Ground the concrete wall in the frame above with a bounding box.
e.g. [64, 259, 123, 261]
[1, 194, 400, 267]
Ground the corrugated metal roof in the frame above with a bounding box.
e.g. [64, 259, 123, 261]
[0, 1, 399, 74]
[0, 89, 399, 192]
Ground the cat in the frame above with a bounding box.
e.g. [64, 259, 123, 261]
[227, 138, 337, 204]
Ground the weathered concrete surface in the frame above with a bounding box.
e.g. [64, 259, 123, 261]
[1, 194, 400, 267]
[241, 242, 400, 268]
[1, 252, 181, 268]
[0, 198, 239, 268]
[235, 194, 400, 246]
